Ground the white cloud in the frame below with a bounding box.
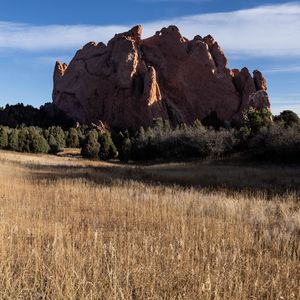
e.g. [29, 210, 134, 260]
[0, 2, 299, 57]
[0, 22, 128, 51]
[141, 2, 300, 57]
[269, 93, 300, 115]
[263, 66, 300, 73]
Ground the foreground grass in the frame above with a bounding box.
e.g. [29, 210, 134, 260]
[0, 151, 299, 299]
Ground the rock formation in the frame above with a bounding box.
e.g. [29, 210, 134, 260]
[53, 25, 270, 129]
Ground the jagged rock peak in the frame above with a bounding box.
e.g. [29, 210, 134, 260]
[52, 25, 270, 129]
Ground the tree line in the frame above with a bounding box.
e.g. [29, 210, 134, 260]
[0, 108, 299, 163]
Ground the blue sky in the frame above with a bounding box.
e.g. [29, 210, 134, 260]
[0, 0, 299, 115]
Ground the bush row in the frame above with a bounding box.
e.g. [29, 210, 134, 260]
[0, 124, 118, 160]
[0, 126, 79, 154]
[116, 109, 300, 163]
[0, 109, 299, 163]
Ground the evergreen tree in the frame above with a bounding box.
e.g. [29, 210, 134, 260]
[7, 128, 19, 151]
[66, 128, 80, 148]
[244, 107, 272, 134]
[46, 126, 66, 152]
[0, 126, 9, 149]
[98, 132, 118, 160]
[274, 110, 299, 127]
[48, 134, 59, 154]
[29, 128, 49, 153]
[119, 137, 132, 162]
[18, 127, 30, 152]
[81, 130, 100, 159]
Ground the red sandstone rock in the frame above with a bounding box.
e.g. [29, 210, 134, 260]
[53, 25, 270, 129]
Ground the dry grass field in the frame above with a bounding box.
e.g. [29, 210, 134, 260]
[0, 150, 299, 299]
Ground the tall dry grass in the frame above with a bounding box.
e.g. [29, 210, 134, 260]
[0, 151, 299, 299]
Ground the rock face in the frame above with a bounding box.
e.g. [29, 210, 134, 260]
[53, 25, 270, 129]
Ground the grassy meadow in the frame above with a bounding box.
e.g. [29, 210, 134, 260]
[0, 150, 299, 299]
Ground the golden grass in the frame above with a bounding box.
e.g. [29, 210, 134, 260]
[0, 151, 299, 299]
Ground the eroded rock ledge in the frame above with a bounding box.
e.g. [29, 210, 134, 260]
[53, 25, 270, 129]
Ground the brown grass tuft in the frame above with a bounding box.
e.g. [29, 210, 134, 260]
[0, 151, 299, 299]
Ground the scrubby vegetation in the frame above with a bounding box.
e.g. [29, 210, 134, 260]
[0, 125, 80, 154]
[0, 106, 299, 163]
[117, 109, 300, 163]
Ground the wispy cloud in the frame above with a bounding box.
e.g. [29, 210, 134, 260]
[0, 22, 128, 51]
[141, 2, 300, 57]
[269, 93, 300, 115]
[263, 66, 300, 74]
[0, 2, 299, 57]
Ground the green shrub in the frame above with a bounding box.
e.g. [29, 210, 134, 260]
[243, 107, 272, 134]
[66, 128, 80, 148]
[131, 121, 237, 161]
[7, 128, 19, 151]
[119, 137, 132, 162]
[12, 127, 49, 153]
[235, 126, 251, 151]
[81, 130, 100, 159]
[45, 126, 66, 153]
[274, 110, 299, 127]
[98, 132, 118, 160]
[29, 128, 49, 153]
[48, 134, 60, 154]
[250, 123, 300, 162]
[17, 127, 30, 152]
[0, 126, 9, 149]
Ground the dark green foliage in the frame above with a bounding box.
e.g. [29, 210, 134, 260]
[48, 134, 60, 154]
[7, 129, 19, 151]
[45, 126, 66, 153]
[81, 130, 100, 159]
[243, 107, 272, 134]
[17, 127, 30, 152]
[250, 123, 300, 162]
[98, 132, 118, 160]
[274, 110, 299, 127]
[66, 128, 80, 148]
[0, 126, 9, 149]
[202, 112, 223, 129]
[14, 127, 49, 153]
[98, 132, 110, 160]
[131, 122, 237, 161]
[152, 118, 171, 131]
[29, 128, 49, 153]
[119, 136, 132, 162]
[235, 126, 251, 151]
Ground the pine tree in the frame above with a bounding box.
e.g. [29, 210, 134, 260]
[8, 129, 19, 151]
[98, 132, 118, 160]
[81, 130, 100, 159]
[0, 126, 9, 149]
[46, 126, 66, 152]
[66, 128, 80, 148]
[119, 137, 132, 162]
